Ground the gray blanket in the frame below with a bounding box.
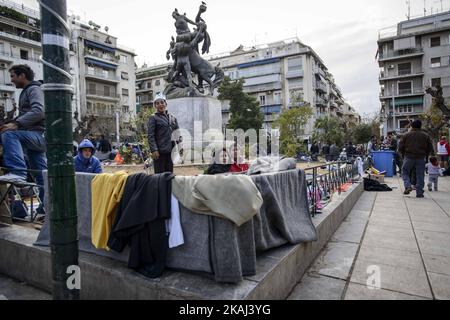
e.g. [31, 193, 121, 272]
[35, 169, 317, 283]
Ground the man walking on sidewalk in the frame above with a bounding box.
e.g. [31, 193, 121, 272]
[399, 120, 434, 198]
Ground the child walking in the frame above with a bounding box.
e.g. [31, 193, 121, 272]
[426, 156, 442, 192]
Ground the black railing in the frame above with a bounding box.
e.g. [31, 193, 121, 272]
[304, 160, 367, 217]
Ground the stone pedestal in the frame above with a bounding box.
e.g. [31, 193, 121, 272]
[167, 97, 223, 140]
[167, 97, 224, 165]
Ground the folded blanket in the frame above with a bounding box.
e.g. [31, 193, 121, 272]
[172, 174, 263, 226]
[248, 157, 297, 175]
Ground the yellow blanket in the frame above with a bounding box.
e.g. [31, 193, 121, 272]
[91, 171, 128, 249]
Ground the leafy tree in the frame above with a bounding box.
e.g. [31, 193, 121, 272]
[218, 77, 263, 131]
[132, 106, 155, 156]
[421, 104, 449, 153]
[352, 123, 373, 145]
[313, 116, 345, 147]
[274, 104, 313, 157]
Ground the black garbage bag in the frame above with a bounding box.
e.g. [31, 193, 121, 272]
[363, 178, 392, 192]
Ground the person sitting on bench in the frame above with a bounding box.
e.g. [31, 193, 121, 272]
[73, 139, 102, 174]
[0, 65, 47, 207]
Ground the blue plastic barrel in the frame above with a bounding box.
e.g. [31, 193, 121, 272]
[371, 151, 395, 177]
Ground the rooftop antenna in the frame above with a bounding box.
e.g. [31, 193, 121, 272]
[424, 0, 427, 16]
[406, 0, 411, 19]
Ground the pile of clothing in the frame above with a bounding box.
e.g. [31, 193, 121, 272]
[91, 172, 183, 278]
[91, 171, 263, 278]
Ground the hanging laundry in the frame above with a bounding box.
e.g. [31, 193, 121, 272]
[91, 171, 128, 250]
[165, 194, 184, 248]
[107, 173, 173, 279]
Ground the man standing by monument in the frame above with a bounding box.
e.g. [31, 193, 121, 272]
[148, 93, 180, 173]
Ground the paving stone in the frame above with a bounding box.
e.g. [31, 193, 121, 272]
[422, 254, 450, 276]
[344, 283, 429, 300]
[349, 259, 432, 298]
[345, 209, 371, 222]
[367, 217, 412, 230]
[412, 220, 450, 234]
[331, 219, 367, 244]
[357, 244, 423, 271]
[310, 242, 359, 280]
[364, 224, 415, 240]
[428, 272, 450, 300]
[288, 274, 346, 300]
[362, 231, 419, 253]
[416, 230, 450, 257]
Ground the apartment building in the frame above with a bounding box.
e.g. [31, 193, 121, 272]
[378, 11, 450, 135]
[69, 16, 137, 141]
[136, 38, 356, 140]
[0, 0, 42, 117]
[0, 0, 137, 141]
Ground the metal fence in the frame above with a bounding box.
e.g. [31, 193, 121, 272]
[304, 160, 366, 217]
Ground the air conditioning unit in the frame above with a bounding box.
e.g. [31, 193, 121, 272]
[0, 63, 7, 69]
[2, 93, 9, 98]
[388, 65, 395, 69]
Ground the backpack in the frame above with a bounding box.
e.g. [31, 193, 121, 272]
[363, 178, 392, 192]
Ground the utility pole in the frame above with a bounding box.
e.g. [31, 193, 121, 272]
[39, 0, 79, 300]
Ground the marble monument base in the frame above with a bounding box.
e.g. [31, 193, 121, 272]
[167, 97, 224, 164]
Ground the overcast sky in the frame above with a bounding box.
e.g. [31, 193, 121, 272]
[20, 0, 450, 115]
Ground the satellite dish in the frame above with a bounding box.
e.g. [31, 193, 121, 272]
[105, 26, 109, 32]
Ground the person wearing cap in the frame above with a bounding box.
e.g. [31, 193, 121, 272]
[73, 139, 102, 174]
[147, 93, 180, 173]
[399, 120, 434, 198]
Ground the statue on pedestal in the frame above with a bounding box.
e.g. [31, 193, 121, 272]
[164, 2, 224, 99]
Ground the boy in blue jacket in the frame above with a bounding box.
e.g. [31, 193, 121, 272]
[74, 139, 102, 174]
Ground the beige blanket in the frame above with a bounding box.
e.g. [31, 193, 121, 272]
[172, 175, 263, 226]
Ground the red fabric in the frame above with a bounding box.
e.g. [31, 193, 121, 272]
[446, 143, 450, 155]
[229, 163, 249, 173]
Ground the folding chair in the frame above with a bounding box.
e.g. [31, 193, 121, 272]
[0, 179, 43, 224]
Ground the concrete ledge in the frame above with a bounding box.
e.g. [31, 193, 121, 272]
[0, 182, 364, 300]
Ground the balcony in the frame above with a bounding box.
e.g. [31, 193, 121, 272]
[314, 66, 326, 78]
[315, 80, 327, 93]
[379, 69, 424, 81]
[314, 96, 327, 106]
[86, 89, 120, 101]
[378, 48, 424, 62]
[379, 87, 424, 99]
[286, 69, 303, 79]
[84, 49, 119, 64]
[85, 69, 120, 83]
[0, 83, 16, 92]
[0, 30, 41, 47]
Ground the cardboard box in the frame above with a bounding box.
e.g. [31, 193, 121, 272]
[368, 174, 385, 183]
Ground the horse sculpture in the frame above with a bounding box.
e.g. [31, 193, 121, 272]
[164, 2, 224, 98]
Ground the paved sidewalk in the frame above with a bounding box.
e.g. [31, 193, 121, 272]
[289, 175, 450, 300]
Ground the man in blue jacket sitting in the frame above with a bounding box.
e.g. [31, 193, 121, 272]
[74, 139, 102, 174]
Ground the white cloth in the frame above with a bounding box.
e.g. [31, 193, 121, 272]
[437, 143, 448, 156]
[165, 194, 184, 248]
[356, 157, 364, 177]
